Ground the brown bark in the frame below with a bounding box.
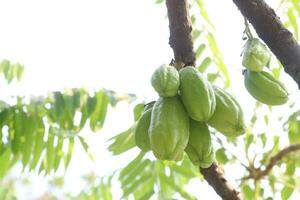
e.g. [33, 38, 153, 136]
[233, 0, 300, 88]
[165, 0, 241, 199]
[166, 0, 195, 66]
[200, 162, 242, 200]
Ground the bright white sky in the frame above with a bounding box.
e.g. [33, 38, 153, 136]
[0, 0, 299, 199]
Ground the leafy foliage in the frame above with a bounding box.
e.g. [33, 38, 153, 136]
[0, 60, 136, 177]
[0, 60, 24, 83]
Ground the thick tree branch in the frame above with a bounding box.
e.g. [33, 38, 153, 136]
[200, 162, 242, 200]
[233, 0, 300, 88]
[166, 0, 195, 66]
[165, 1, 241, 199]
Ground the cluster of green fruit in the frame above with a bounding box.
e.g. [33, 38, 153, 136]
[242, 38, 289, 105]
[134, 65, 246, 168]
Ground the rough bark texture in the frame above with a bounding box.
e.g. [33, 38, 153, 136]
[200, 162, 242, 200]
[233, 0, 300, 88]
[166, 0, 195, 66]
[165, 0, 241, 199]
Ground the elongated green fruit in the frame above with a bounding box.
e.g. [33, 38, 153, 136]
[185, 120, 214, 168]
[179, 66, 216, 121]
[242, 38, 271, 71]
[149, 96, 189, 161]
[244, 70, 288, 105]
[134, 109, 152, 152]
[151, 64, 180, 97]
[208, 86, 245, 137]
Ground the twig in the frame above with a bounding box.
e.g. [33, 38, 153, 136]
[255, 143, 300, 179]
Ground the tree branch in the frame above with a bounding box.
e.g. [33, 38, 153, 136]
[232, 0, 300, 88]
[166, 0, 195, 66]
[165, 1, 241, 199]
[256, 143, 300, 179]
[200, 162, 242, 200]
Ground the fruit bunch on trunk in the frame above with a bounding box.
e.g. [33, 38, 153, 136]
[135, 64, 246, 168]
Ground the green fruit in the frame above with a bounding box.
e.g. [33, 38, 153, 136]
[149, 96, 189, 161]
[208, 86, 245, 137]
[200, 152, 215, 168]
[134, 109, 152, 152]
[242, 38, 271, 71]
[185, 120, 214, 168]
[179, 66, 216, 121]
[244, 70, 288, 105]
[151, 64, 180, 97]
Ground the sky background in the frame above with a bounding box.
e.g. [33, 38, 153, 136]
[0, 0, 299, 199]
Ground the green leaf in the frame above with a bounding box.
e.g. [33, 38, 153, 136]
[216, 148, 229, 164]
[207, 32, 230, 87]
[260, 134, 267, 147]
[46, 127, 55, 173]
[242, 185, 254, 200]
[5, 65, 14, 84]
[198, 57, 212, 72]
[281, 183, 294, 200]
[264, 115, 269, 125]
[54, 138, 64, 172]
[167, 163, 197, 178]
[62, 93, 77, 129]
[108, 126, 135, 155]
[135, 185, 154, 200]
[196, 0, 214, 28]
[291, 0, 300, 17]
[64, 138, 74, 169]
[78, 136, 94, 161]
[78, 95, 89, 130]
[89, 91, 109, 132]
[11, 110, 25, 154]
[122, 173, 153, 197]
[120, 152, 145, 179]
[268, 174, 276, 192]
[160, 172, 196, 200]
[288, 121, 300, 144]
[0, 60, 10, 73]
[87, 95, 97, 116]
[195, 44, 206, 59]
[133, 103, 144, 121]
[121, 159, 151, 187]
[30, 120, 45, 170]
[16, 63, 24, 81]
[245, 133, 254, 151]
[0, 149, 12, 179]
[285, 162, 296, 175]
[207, 73, 219, 82]
[287, 8, 298, 40]
[22, 115, 36, 167]
[155, 0, 164, 4]
[192, 29, 202, 41]
[51, 92, 65, 123]
[99, 179, 113, 200]
[272, 136, 280, 153]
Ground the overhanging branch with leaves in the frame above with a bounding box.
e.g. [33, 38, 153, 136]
[232, 0, 300, 88]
